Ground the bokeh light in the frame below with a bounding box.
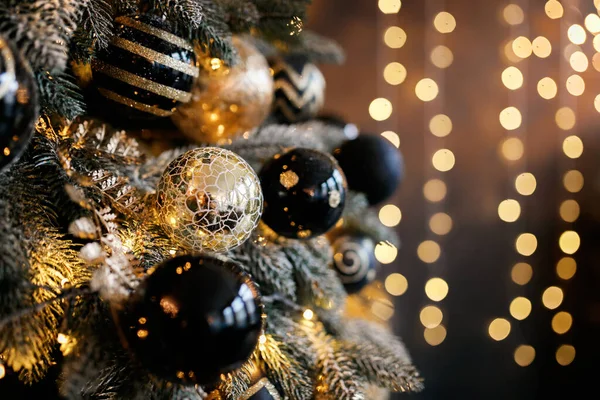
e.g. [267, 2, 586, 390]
[424, 325, 447, 346]
[385, 273, 408, 296]
[418, 240, 441, 264]
[489, 318, 511, 341]
[593, 53, 600, 72]
[501, 66, 523, 90]
[498, 199, 521, 222]
[516, 233, 537, 256]
[562, 136, 583, 159]
[557, 257, 577, 280]
[503, 4, 524, 25]
[420, 305, 443, 328]
[532, 36, 552, 58]
[563, 170, 584, 193]
[567, 24, 586, 45]
[383, 62, 407, 85]
[375, 241, 398, 264]
[555, 107, 576, 130]
[585, 13, 600, 33]
[511, 262, 533, 285]
[542, 286, 564, 310]
[594, 35, 600, 52]
[432, 149, 456, 172]
[434, 12, 456, 33]
[512, 36, 532, 58]
[430, 114, 453, 137]
[515, 173, 536, 196]
[537, 77, 557, 99]
[504, 41, 522, 63]
[559, 200, 580, 222]
[514, 345, 536, 367]
[596, 95, 600, 113]
[431, 45, 454, 68]
[378, 0, 401, 14]
[369, 98, 393, 121]
[559, 231, 580, 254]
[424, 179, 447, 202]
[416, 78, 439, 101]
[379, 204, 402, 227]
[569, 51, 588, 72]
[556, 345, 576, 366]
[381, 131, 400, 148]
[425, 278, 449, 302]
[545, 0, 563, 19]
[429, 213, 453, 236]
[501, 137, 524, 161]
[566, 74, 585, 96]
[510, 297, 532, 320]
[552, 312, 573, 334]
[384, 26, 407, 49]
[499, 106, 522, 130]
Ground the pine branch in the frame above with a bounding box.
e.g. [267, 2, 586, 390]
[146, 0, 203, 30]
[254, 0, 311, 40]
[218, 361, 255, 400]
[36, 71, 86, 120]
[81, 0, 115, 50]
[218, 0, 260, 33]
[0, 0, 83, 71]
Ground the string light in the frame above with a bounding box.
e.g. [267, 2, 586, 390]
[429, 114, 453, 137]
[562, 135, 583, 159]
[369, 98, 393, 121]
[432, 149, 455, 172]
[429, 213, 453, 235]
[563, 170, 584, 193]
[512, 36, 532, 58]
[542, 286, 564, 310]
[532, 36, 552, 58]
[433, 12, 456, 33]
[509, 297, 532, 320]
[566, 74, 585, 96]
[569, 51, 588, 72]
[424, 325, 447, 346]
[557, 257, 577, 280]
[302, 309, 314, 321]
[593, 53, 600, 72]
[379, 204, 402, 227]
[498, 199, 521, 222]
[375, 241, 398, 264]
[503, 4, 524, 25]
[585, 13, 600, 33]
[425, 278, 449, 302]
[423, 179, 447, 202]
[537, 77, 558, 99]
[381, 131, 400, 147]
[430, 45, 454, 68]
[555, 107, 576, 130]
[556, 345, 576, 366]
[499, 106, 522, 130]
[384, 26, 407, 49]
[559, 231, 580, 254]
[383, 62, 407, 85]
[418, 240, 441, 263]
[511, 263, 533, 285]
[552, 312, 573, 334]
[415, 78, 439, 101]
[544, 0, 564, 19]
[559, 200, 580, 222]
[515, 173, 536, 196]
[567, 24, 586, 45]
[516, 233, 537, 256]
[420, 306, 443, 328]
[501, 137, 524, 161]
[378, 0, 401, 14]
[514, 345, 536, 367]
[385, 273, 408, 296]
[501, 66, 524, 90]
[489, 318, 511, 341]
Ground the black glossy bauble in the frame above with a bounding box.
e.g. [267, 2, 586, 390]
[0, 37, 38, 172]
[89, 14, 199, 126]
[331, 234, 378, 294]
[118, 254, 263, 385]
[259, 148, 346, 239]
[270, 54, 325, 123]
[333, 134, 404, 205]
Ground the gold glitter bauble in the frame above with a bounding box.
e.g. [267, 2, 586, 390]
[171, 36, 274, 144]
[156, 147, 263, 252]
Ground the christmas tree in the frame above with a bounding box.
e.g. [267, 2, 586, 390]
[0, 1, 421, 399]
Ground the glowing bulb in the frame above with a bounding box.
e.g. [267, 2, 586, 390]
[559, 231, 580, 254]
[415, 78, 439, 101]
[552, 312, 573, 334]
[562, 135, 583, 159]
[369, 98, 393, 121]
[510, 297, 532, 320]
[596, 94, 600, 113]
[566, 74, 585, 96]
[515, 173, 536, 196]
[532, 36, 552, 58]
[432, 149, 455, 172]
[383, 62, 407, 85]
[557, 257, 576, 280]
[555, 107, 576, 130]
[570, 51, 588, 72]
[545, 0, 563, 19]
[501, 137, 524, 161]
[503, 4, 524, 25]
[303, 309, 314, 320]
[429, 114, 453, 137]
[423, 179, 447, 202]
[585, 13, 600, 33]
[417, 240, 441, 264]
[563, 170, 584, 193]
[516, 233, 537, 256]
[420, 306, 443, 329]
[560, 200, 580, 222]
[379, 204, 402, 227]
[499, 107, 522, 130]
[424, 325, 447, 346]
[375, 241, 398, 264]
[378, 0, 401, 14]
[501, 66, 523, 90]
[385, 273, 408, 296]
[434, 12, 456, 33]
[511, 263, 533, 285]
[430, 45, 454, 68]
[384, 26, 407, 49]
[498, 199, 521, 222]
[542, 286, 564, 310]
[568, 24, 586, 45]
[556, 345, 575, 366]
[512, 36, 532, 58]
[514, 345, 536, 367]
[537, 77, 557, 99]
[429, 213, 453, 235]
[381, 131, 400, 147]
[489, 318, 511, 341]
[593, 53, 600, 72]
[425, 278, 449, 302]
[259, 334, 267, 344]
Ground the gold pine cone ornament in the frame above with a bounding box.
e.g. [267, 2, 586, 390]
[171, 36, 274, 144]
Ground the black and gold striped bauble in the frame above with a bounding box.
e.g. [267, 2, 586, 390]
[0, 37, 38, 172]
[90, 15, 199, 125]
[206, 377, 281, 400]
[270, 54, 325, 123]
[331, 234, 378, 294]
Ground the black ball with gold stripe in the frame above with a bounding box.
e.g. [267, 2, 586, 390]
[331, 234, 378, 294]
[270, 54, 325, 124]
[89, 14, 199, 126]
[0, 37, 38, 172]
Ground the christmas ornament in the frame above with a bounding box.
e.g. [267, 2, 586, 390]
[331, 234, 377, 294]
[172, 36, 273, 144]
[0, 37, 38, 172]
[270, 54, 325, 123]
[259, 148, 346, 239]
[89, 14, 199, 125]
[156, 147, 263, 252]
[117, 254, 264, 385]
[206, 364, 281, 400]
[333, 134, 404, 205]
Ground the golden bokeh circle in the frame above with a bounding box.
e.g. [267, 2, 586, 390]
[434, 12, 456, 33]
[552, 312, 573, 334]
[431, 45, 454, 69]
[559, 231, 580, 254]
[425, 278, 449, 302]
[385, 273, 408, 296]
[416, 78, 439, 102]
[418, 240, 442, 264]
[420, 306, 443, 328]
[563, 170, 584, 193]
[512, 36, 532, 58]
[501, 137, 524, 161]
[516, 233, 537, 256]
[542, 286, 564, 310]
[562, 135, 583, 159]
[511, 263, 533, 285]
[568, 24, 587, 45]
[375, 242, 398, 264]
[432, 149, 456, 172]
[378, 0, 401, 14]
[384, 26, 407, 49]
[545, 0, 564, 19]
[499, 106, 522, 130]
[424, 179, 447, 202]
[501, 66, 523, 90]
[514, 345, 536, 367]
[515, 173, 536, 196]
[498, 199, 521, 222]
[379, 204, 402, 227]
[510, 297, 532, 320]
[369, 98, 393, 121]
[429, 213, 453, 236]
[555, 107, 576, 130]
[537, 77, 557, 99]
[383, 62, 407, 85]
[557, 257, 577, 280]
[559, 200, 580, 222]
[566, 74, 585, 96]
[489, 318, 511, 341]
[430, 114, 453, 137]
[503, 4, 524, 25]
[556, 345, 575, 366]
[569, 51, 589, 72]
[424, 325, 447, 346]
[532, 36, 552, 58]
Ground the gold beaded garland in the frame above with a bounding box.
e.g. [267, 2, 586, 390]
[171, 36, 274, 144]
[156, 147, 263, 252]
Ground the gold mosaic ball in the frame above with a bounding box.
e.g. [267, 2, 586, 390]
[171, 36, 274, 144]
[156, 147, 263, 252]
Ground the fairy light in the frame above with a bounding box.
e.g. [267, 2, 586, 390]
[378, 0, 401, 14]
[509, 297, 532, 320]
[566, 74, 585, 96]
[557, 257, 576, 280]
[369, 98, 393, 121]
[488, 318, 511, 341]
[511, 263, 533, 285]
[515, 172, 536, 196]
[556, 345, 575, 366]
[567, 24, 586, 45]
[383, 26, 407, 49]
[512, 36, 533, 58]
[544, 0, 564, 19]
[379, 204, 402, 227]
[499, 106, 522, 130]
[514, 345, 536, 366]
[385, 273, 408, 296]
[381, 131, 400, 147]
[302, 309, 314, 321]
[383, 62, 407, 85]
[585, 13, 600, 33]
[415, 78, 439, 101]
[501, 66, 524, 90]
[504, 4, 525, 25]
[569, 51, 588, 72]
[0, 363, 4, 380]
[374, 241, 398, 264]
[537, 77, 558, 99]
[516, 233, 537, 256]
[532, 36, 552, 58]
[542, 286, 564, 310]
[498, 199, 521, 222]
[552, 312, 573, 334]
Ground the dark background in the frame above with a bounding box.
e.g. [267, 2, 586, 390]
[308, 0, 600, 399]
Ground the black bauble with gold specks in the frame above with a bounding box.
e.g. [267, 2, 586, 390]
[89, 14, 198, 126]
[0, 37, 38, 172]
[259, 148, 346, 239]
[331, 234, 378, 294]
[333, 134, 404, 205]
[270, 54, 325, 123]
[116, 254, 263, 385]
